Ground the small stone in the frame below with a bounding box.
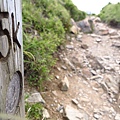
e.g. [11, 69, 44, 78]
[57, 104, 64, 112]
[96, 38, 101, 42]
[57, 67, 61, 71]
[90, 75, 102, 80]
[72, 99, 79, 105]
[108, 98, 113, 103]
[52, 91, 58, 96]
[61, 65, 67, 70]
[42, 108, 50, 119]
[59, 76, 69, 91]
[81, 44, 88, 49]
[91, 69, 97, 75]
[55, 75, 60, 79]
[93, 113, 101, 119]
[77, 34, 82, 41]
[66, 45, 74, 49]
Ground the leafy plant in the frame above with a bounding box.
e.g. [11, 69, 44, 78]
[25, 103, 43, 120]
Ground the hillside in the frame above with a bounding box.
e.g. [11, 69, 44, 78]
[98, 2, 120, 27]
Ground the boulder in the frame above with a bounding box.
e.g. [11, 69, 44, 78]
[77, 20, 91, 33]
[76, 17, 94, 33]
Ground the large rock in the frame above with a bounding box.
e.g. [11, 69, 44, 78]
[76, 17, 94, 33]
[64, 105, 88, 120]
[26, 92, 45, 104]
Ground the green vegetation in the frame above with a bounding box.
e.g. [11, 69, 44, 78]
[23, 0, 86, 119]
[25, 103, 43, 120]
[98, 2, 120, 26]
[62, 0, 86, 21]
[23, 0, 85, 89]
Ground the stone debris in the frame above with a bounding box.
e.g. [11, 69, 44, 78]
[26, 92, 45, 104]
[59, 76, 69, 91]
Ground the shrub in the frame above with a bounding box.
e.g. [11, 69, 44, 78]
[98, 3, 120, 26]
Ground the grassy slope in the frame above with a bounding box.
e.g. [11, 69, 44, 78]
[22, 0, 86, 89]
[98, 3, 120, 26]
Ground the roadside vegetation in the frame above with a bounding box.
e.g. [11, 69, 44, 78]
[22, 0, 86, 119]
[22, 0, 85, 89]
[98, 2, 120, 27]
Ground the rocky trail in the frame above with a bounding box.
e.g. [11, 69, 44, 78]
[25, 19, 120, 120]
